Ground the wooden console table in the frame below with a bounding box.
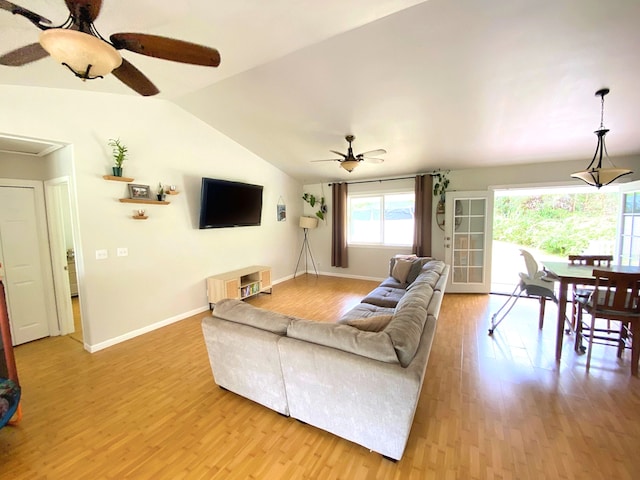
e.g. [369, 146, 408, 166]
[206, 265, 272, 308]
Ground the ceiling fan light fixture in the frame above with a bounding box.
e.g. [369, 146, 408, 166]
[571, 88, 632, 188]
[39, 29, 122, 80]
[340, 159, 359, 172]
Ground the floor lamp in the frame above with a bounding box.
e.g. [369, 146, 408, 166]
[294, 216, 319, 278]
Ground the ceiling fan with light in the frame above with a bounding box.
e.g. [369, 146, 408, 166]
[312, 135, 386, 172]
[0, 0, 221, 96]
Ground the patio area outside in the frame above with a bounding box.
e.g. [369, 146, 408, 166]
[490, 189, 618, 295]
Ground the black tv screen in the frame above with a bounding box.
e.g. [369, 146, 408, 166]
[199, 178, 263, 229]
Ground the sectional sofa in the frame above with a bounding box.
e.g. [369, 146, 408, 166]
[201, 257, 449, 460]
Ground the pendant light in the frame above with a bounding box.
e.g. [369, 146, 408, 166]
[571, 88, 632, 188]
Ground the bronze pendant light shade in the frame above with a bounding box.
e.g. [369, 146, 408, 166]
[571, 88, 632, 188]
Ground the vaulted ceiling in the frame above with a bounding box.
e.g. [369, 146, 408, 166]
[2, 0, 639, 184]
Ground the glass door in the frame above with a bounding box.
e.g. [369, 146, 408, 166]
[445, 191, 493, 293]
[618, 181, 640, 266]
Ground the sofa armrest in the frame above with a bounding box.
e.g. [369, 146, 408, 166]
[202, 315, 290, 415]
[212, 298, 295, 334]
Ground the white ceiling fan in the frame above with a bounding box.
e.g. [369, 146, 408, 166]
[312, 135, 386, 172]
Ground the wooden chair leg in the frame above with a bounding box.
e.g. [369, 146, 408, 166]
[631, 321, 639, 377]
[617, 322, 627, 359]
[539, 296, 546, 330]
[571, 290, 577, 331]
[574, 307, 584, 353]
[586, 314, 596, 371]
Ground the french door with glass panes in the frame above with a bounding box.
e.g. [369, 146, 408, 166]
[444, 191, 493, 293]
[618, 181, 640, 266]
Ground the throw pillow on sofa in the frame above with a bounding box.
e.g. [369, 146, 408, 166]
[346, 315, 393, 332]
[391, 258, 413, 283]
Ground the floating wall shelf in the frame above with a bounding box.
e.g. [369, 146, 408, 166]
[119, 198, 169, 205]
[103, 175, 134, 182]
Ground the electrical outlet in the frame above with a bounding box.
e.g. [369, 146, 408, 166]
[117, 247, 128, 257]
[95, 249, 108, 260]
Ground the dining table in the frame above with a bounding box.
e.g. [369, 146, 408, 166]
[541, 261, 640, 362]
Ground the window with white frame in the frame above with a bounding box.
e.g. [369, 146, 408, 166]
[348, 192, 415, 246]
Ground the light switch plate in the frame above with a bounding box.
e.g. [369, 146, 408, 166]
[117, 247, 128, 257]
[96, 249, 108, 260]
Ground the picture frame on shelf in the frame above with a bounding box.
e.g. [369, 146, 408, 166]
[128, 184, 151, 199]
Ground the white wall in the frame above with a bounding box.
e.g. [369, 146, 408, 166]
[0, 85, 302, 351]
[305, 154, 640, 278]
[0, 151, 49, 180]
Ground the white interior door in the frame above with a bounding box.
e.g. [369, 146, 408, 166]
[45, 178, 74, 335]
[0, 186, 52, 344]
[444, 191, 493, 293]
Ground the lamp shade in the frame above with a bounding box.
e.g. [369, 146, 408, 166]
[571, 88, 633, 188]
[340, 160, 359, 172]
[570, 167, 632, 188]
[39, 29, 122, 79]
[299, 216, 318, 229]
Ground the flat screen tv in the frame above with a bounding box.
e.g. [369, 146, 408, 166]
[198, 178, 263, 229]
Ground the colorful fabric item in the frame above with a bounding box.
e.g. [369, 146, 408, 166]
[0, 378, 20, 429]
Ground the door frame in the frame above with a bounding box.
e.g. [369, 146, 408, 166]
[618, 180, 640, 266]
[0, 179, 59, 337]
[444, 190, 493, 293]
[44, 177, 75, 335]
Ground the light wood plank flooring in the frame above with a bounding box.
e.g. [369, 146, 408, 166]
[2, 274, 640, 479]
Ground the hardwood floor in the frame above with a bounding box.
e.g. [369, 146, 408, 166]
[68, 296, 82, 344]
[2, 274, 640, 479]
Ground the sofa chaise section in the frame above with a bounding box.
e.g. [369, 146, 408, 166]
[201, 299, 298, 415]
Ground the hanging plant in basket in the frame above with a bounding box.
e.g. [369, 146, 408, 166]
[302, 193, 328, 221]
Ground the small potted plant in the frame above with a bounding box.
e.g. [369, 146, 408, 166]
[156, 182, 166, 201]
[302, 193, 328, 221]
[108, 138, 128, 177]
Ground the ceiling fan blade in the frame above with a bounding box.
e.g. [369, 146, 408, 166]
[329, 150, 347, 158]
[311, 159, 342, 163]
[64, 0, 102, 23]
[112, 58, 160, 96]
[0, 42, 48, 66]
[0, 0, 52, 27]
[110, 33, 221, 67]
[358, 149, 387, 157]
[363, 158, 385, 164]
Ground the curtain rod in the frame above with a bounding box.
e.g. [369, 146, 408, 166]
[327, 171, 439, 186]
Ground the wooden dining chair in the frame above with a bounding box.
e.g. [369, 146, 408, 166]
[574, 269, 640, 375]
[568, 255, 613, 330]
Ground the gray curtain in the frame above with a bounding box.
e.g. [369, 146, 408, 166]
[331, 182, 348, 267]
[412, 175, 433, 256]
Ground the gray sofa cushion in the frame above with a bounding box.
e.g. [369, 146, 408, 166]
[379, 276, 407, 289]
[337, 303, 396, 323]
[384, 283, 434, 367]
[212, 298, 295, 334]
[361, 286, 406, 308]
[345, 315, 393, 332]
[287, 319, 399, 364]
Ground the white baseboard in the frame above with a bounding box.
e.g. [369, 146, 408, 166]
[85, 305, 210, 353]
[314, 270, 384, 282]
[84, 273, 380, 353]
